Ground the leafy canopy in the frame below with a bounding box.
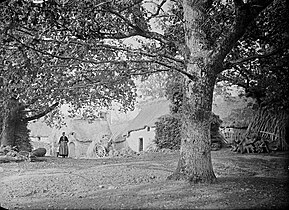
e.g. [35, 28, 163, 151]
[1, 0, 288, 124]
[221, 0, 289, 112]
[0, 0, 165, 121]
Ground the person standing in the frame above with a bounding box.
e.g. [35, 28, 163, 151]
[58, 132, 69, 158]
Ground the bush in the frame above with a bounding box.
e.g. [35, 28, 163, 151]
[154, 113, 223, 150]
[154, 115, 182, 150]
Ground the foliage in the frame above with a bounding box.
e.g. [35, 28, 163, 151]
[211, 113, 223, 134]
[165, 71, 184, 115]
[0, 0, 147, 129]
[155, 113, 222, 150]
[1, 0, 286, 121]
[136, 71, 167, 108]
[221, 0, 289, 112]
[0, 0, 185, 147]
[216, 0, 289, 154]
[154, 115, 182, 150]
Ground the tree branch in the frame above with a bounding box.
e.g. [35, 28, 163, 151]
[154, 60, 197, 80]
[118, 0, 143, 12]
[147, 0, 167, 20]
[67, 40, 184, 64]
[217, 73, 247, 89]
[24, 102, 59, 122]
[8, 32, 185, 75]
[213, 0, 274, 73]
[103, 8, 138, 31]
[9, 33, 170, 66]
[224, 42, 289, 69]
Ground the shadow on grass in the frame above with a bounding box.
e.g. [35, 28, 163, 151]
[128, 176, 289, 209]
[30, 157, 48, 162]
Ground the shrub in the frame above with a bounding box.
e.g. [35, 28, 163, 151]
[154, 113, 223, 150]
[154, 115, 182, 150]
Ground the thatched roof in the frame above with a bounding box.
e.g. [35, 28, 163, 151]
[127, 99, 170, 133]
[113, 133, 126, 143]
[50, 118, 112, 143]
[29, 117, 112, 144]
[124, 99, 170, 135]
[111, 99, 170, 142]
[110, 121, 130, 142]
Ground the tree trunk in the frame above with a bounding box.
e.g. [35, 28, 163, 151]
[168, 0, 218, 183]
[1, 98, 22, 147]
[168, 74, 217, 183]
[1, 97, 58, 150]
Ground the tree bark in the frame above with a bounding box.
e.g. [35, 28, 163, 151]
[0, 96, 59, 148]
[168, 73, 217, 183]
[0, 98, 22, 147]
[168, 0, 217, 183]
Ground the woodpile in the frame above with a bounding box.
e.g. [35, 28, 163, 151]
[0, 146, 46, 163]
[231, 109, 289, 153]
[231, 132, 274, 153]
[0, 146, 31, 163]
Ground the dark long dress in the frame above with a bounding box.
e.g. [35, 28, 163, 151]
[59, 136, 69, 157]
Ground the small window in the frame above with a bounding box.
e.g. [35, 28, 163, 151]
[147, 127, 150, 131]
[139, 138, 144, 152]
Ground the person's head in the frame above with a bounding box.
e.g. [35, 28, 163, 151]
[62, 132, 65, 136]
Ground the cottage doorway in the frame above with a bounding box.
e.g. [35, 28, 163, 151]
[139, 138, 144, 152]
[69, 142, 76, 158]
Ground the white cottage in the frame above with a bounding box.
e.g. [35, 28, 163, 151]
[28, 113, 112, 158]
[117, 99, 170, 152]
[112, 95, 253, 152]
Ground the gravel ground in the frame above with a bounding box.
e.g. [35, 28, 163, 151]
[0, 149, 288, 209]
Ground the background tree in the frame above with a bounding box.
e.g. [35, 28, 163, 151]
[220, 0, 289, 151]
[0, 0, 139, 148]
[136, 71, 167, 108]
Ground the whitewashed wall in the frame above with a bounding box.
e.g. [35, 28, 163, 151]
[126, 127, 156, 152]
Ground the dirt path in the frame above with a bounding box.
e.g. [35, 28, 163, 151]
[0, 149, 288, 209]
